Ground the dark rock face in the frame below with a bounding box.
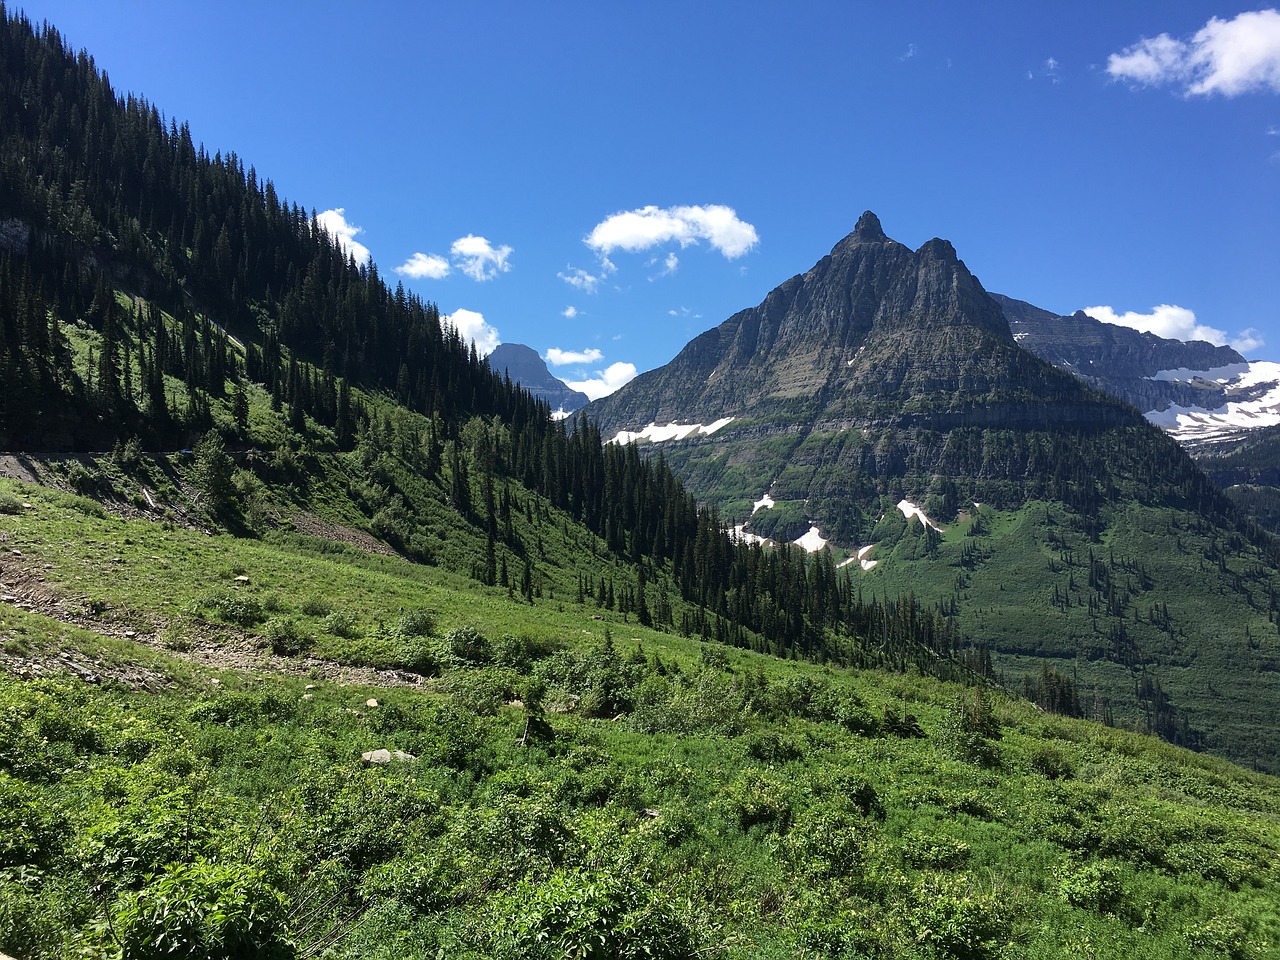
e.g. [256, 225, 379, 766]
[589, 212, 1133, 438]
[586, 214, 1186, 545]
[994, 294, 1245, 414]
[488, 343, 589, 415]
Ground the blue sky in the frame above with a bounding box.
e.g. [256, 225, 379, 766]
[18, 2, 1280, 397]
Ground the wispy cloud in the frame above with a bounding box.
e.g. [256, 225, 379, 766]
[545, 347, 605, 366]
[395, 252, 450, 279]
[444, 308, 500, 356]
[1081, 303, 1265, 352]
[562, 306, 578, 318]
[451, 235, 513, 282]
[317, 208, 371, 264]
[1107, 10, 1280, 96]
[564, 361, 638, 401]
[586, 204, 759, 259]
[558, 264, 612, 294]
[899, 43, 917, 62]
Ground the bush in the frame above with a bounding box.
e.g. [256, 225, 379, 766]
[299, 596, 332, 617]
[942, 689, 1003, 767]
[264, 618, 310, 657]
[495, 868, 694, 960]
[1057, 860, 1123, 913]
[320, 610, 361, 639]
[106, 860, 293, 960]
[397, 608, 435, 637]
[199, 591, 264, 627]
[904, 875, 1010, 960]
[0, 492, 22, 515]
[443, 626, 490, 663]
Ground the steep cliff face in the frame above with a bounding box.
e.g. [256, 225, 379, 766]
[487, 343, 589, 416]
[995, 294, 1245, 415]
[587, 214, 1168, 540]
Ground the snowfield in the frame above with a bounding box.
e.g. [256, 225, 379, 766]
[1144, 361, 1280, 444]
[609, 417, 734, 445]
[752, 493, 775, 514]
[729, 524, 772, 547]
[793, 526, 828, 553]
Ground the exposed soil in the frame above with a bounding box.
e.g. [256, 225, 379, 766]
[0, 532, 426, 694]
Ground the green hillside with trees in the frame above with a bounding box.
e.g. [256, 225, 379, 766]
[2, 7, 1280, 957]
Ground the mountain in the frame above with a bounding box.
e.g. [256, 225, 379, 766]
[589, 213, 1280, 768]
[589, 211, 1201, 542]
[487, 343, 589, 416]
[995, 294, 1280, 450]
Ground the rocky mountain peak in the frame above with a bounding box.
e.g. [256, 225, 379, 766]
[851, 210, 888, 242]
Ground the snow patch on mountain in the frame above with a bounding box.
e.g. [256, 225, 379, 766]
[793, 526, 828, 553]
[1147, 362, 1250, 383]
[897, 499, 942, 531]
[1144, 361, 1280, 444]
[730, 524, 772, 547]
[609, 417, 734, 445]
[752, 493, 775, 514]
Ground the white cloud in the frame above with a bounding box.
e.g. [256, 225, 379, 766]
[899, 43, 917, 61]
[565, 361, 638, 401]
[451, 234, 512, 282]
[317, 208, 371, 264]
[558, 265, 604, 293]
[586, 204, 759, 259]
[562, 306, 578, 319]
[1083, 303, 1229, 344]
[662, 252, 679, 275]
[545, 347, 605, 366]
[444, 308, 501, 356]
[395, 252, 450, 279]
[1232, 328, 1266, 353]
[1107, 10, 1280, 96]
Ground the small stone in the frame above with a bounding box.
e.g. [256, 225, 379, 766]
[209, 678, 222, 686]
[361, 748, 416, 765]
[366, 698, 379, 708]
[301, 693, 314, 701]
[305, 683, 318, 690]
[234, 575, 250, 583]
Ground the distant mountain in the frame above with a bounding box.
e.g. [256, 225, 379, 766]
[588, 211, 1183, 543]
[487, 343, 588, 417]
[994, 294, 1280, 450]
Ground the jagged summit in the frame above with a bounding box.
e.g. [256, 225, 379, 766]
[851, 210, 888, 242]
[588, 214, 1087, 432]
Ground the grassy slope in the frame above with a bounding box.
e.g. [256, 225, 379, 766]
[852, 500, 1280, 771]
[2, 478, 1280, 958]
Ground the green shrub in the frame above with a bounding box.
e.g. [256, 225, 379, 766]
[1056, 860, 1123, 913]
[0, 492, 21, 515]
[264, 618, 310, 657]
[1183, 913, 1259, 960]
[443, 626, 490, 663]
[397, 607, 436, 637]
[942, 688, 1003, 767]
[320, 610, 361, 639]
[199, 591, 265, 627]
[902, 833, 972, 870]
[1029, 744, 1075, 780]
[494, 868, 694, 960]
[105, 860, 292, 960]
[903, 875, 1010, 960]
[719, 768, 792, 833]
[299, 596, 333, 617]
